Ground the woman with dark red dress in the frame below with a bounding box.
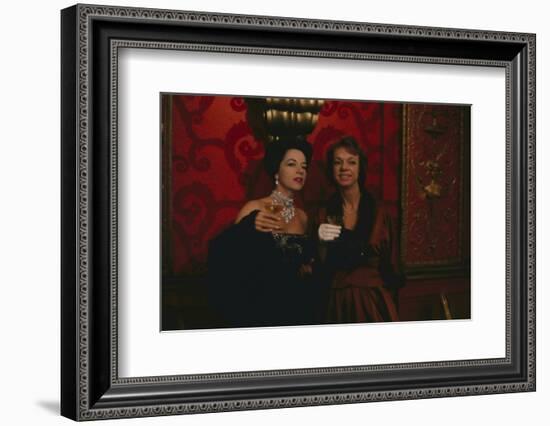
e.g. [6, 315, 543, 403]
[317, 136, 402, 323]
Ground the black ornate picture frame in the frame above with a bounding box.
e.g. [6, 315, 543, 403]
[61, 3, 536, 421]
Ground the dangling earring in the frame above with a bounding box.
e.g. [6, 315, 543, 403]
[275, 175, 279, 186]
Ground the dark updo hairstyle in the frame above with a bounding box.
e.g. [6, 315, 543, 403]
[263, 136, 313, 181]
[325, 136, 368, 191]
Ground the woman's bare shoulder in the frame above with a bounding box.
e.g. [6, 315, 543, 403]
[235, 198, 266, 223]
[296, 207, 308, 226]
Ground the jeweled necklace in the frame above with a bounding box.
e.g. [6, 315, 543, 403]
[270, 190, 295, 224]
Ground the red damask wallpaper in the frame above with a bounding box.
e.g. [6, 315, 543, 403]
[164, 95, 401, 276]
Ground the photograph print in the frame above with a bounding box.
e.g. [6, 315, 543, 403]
[160, 94, 471, 331]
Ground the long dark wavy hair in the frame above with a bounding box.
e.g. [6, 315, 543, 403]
[325, 136, 368, 190]
[325, 136, 376, 237]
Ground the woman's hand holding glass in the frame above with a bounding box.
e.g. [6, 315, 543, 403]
[254, 209, 283, 232]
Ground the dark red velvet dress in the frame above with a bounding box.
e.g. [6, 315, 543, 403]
[319, 191, 401, 323]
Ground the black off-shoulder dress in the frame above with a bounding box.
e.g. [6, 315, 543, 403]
[207, 211, 324, 328]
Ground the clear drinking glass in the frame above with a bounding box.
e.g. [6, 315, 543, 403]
[326, 214, 343, 227]
[265, 202, 283, 216]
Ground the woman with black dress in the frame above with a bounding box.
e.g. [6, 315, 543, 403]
[317, 136, 402, 323]
[208, 137, 321, 328]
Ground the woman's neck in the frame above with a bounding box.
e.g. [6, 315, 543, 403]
[340, 183, 361, 210]
[274, 184, 294, 199]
